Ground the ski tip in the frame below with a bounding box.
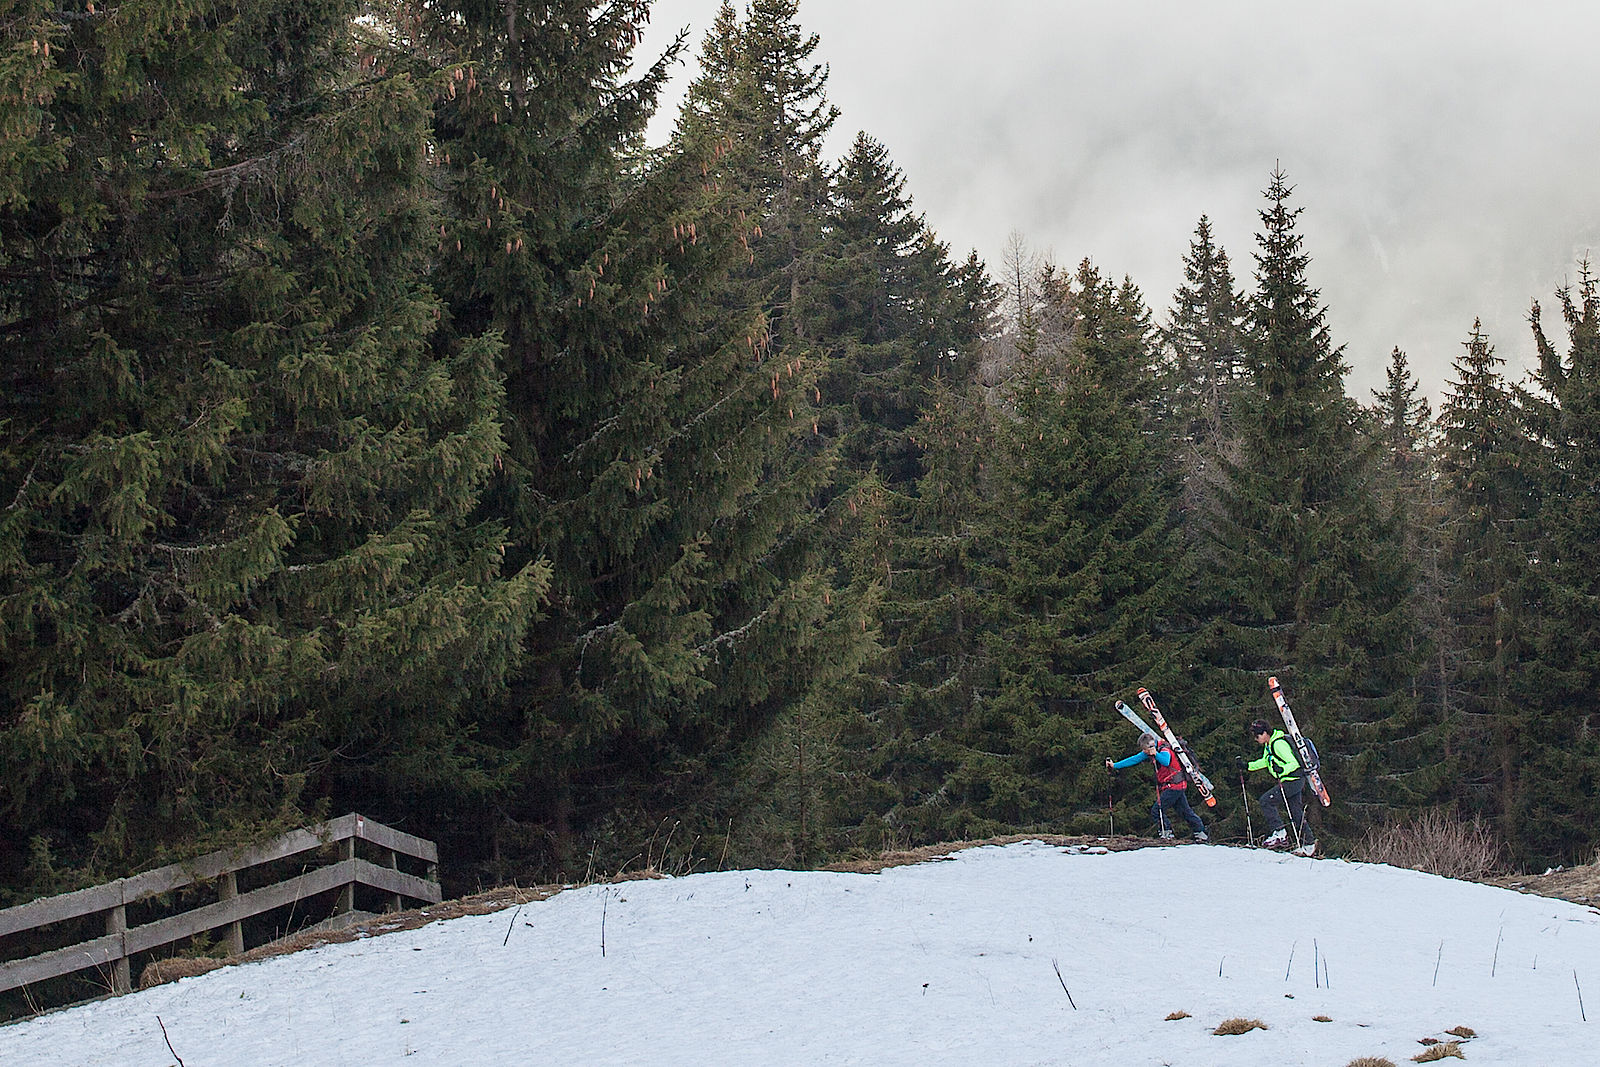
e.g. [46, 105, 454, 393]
[1204, 796, 1217, 808]
[1267, 675, 1280, 689]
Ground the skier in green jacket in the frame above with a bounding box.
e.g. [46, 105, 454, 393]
[1238, 719, 1316, 856]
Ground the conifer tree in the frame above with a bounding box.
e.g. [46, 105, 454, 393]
[0, 0, 542, 889]
[1514, 267, 1600, 862]
[1369, 347, 1434, 464]
[955, 262, 1188, 830]
[1364, 347, 1449, 806]
[1434, 321, 1538, 839]
[1199, 170, 1419, 827]
[401, 0, 875, 874]
[812, 132, 987, 486]
[1163, 216, 1246, 445]
[858, 375, 998, 845]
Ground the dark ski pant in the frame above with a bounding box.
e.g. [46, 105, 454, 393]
[1261, 777, 1314, 843]
[1152, 786, 1206, 836]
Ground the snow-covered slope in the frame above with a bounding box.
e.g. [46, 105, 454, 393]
[2, 841, 1593, 1065]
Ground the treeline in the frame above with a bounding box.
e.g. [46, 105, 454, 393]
[1, 0, 1596, 902]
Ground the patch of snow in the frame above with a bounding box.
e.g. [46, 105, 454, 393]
[2, 842, 1593, 1066]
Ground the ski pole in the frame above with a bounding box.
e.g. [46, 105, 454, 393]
[1238, 770, 1254, 846]
[1107, 766, 1115, 836]
[1277, 780, 1304, 850]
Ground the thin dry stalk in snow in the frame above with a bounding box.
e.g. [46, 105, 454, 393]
[503, 904, 524, 946]
[1050, 958, 1077, 1009]
[157, 1017, 185, 1067]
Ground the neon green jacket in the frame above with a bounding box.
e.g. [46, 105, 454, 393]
[1247, 729, 1302, 781]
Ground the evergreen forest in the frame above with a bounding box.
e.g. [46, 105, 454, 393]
[4, 0, 1599, 908]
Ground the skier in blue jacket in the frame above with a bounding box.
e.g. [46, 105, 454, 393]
[1106, 733, 1208, 842]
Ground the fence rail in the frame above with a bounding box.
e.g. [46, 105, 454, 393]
[0, 813, 440, 997]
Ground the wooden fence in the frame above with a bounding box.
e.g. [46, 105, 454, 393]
[0, 813, 440, 998]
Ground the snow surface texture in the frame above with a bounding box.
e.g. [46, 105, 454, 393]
[2, 841, 1593, 1065]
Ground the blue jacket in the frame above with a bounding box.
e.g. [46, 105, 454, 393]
[1111, 748, 1171, 770]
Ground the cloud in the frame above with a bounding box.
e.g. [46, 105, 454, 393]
[638, 0, 1600, 401]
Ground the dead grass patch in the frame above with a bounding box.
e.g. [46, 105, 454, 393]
[138, 956, 225, 989]
[1345, 1059, 1397, 1067]
[1444, 1026, 1476, 1039]
[1164, 1010, 1190, 1020]
[1412, 1042, 1464, 1062]
[1213, 1017, 1268, 1035]
[1487, 859, 1600, 906]
[1313, 1015, 1333, 1022]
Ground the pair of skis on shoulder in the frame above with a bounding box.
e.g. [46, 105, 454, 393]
[1113, 688, 1217, 808]
[1266, 676, 1332, 807]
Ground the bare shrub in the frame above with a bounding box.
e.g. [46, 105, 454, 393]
[1345, 1059, 1397, 1067]
[1352, 809, 1506, 879]
[1412, 1042, 1464, 1062]
[1213, 1017, 1268, 1035]
[1164, 1010, 1191, 1020]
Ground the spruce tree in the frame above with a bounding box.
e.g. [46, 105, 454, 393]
[1163, 215, 1246, 446]
[1515, 267, 1600, 862]
[1364, 347, 1450, 807]
[1435, 320, 1538, 841]
[812, 132, 986, 485]
[1199, 170, 1419, 829]
[0, 0, 542, 890]
[402, 0, 875, 874]
[956, 262, 1188, 832]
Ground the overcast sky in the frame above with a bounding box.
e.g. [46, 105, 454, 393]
[634, 1, 1600, 403]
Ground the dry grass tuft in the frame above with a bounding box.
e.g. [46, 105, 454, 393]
[1412, 1042, 1464, 1062]
[1345, 1059, 1397, 1067]
[1213, 1017, 1269, 1035]
[1352, 809, 1505, 879]
[138, 956, 225, 989]
[1164, 1010, 1191, 1020]
[1444, 1025, 1476, 1039]
[1313, 1015, 1333, 1022]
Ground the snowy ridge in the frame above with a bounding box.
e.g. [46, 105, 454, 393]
[2, 841, 1594, 1065]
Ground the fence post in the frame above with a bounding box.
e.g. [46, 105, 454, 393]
[337, 835, 356, 916]
[219, 871, 245, 956]
[106, 886, 130, 994]
[387, 849, 403, 913]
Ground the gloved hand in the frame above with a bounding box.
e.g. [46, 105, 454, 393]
[1234, 755, 1247, 771]
[1104, 758, 1114, 770]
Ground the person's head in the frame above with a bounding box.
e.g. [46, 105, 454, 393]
[1248, 719, 1271, 742]
[1140, 733, 1159, 753]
